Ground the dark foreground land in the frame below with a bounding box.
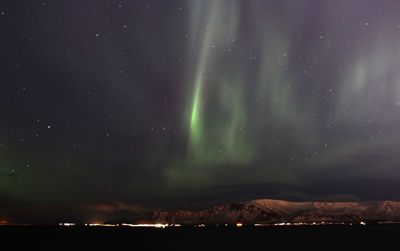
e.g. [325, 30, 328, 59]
[0, 225, 397, 250]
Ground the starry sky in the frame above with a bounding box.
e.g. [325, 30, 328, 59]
[2, 0, 400, 220]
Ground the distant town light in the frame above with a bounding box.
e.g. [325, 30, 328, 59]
[59, 223, 75, 226]
[120, 223, 168, 228]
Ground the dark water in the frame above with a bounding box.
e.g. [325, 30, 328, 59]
[0, 225, 397, 250]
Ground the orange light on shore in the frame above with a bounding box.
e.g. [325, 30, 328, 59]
[236, 223, 243, 227]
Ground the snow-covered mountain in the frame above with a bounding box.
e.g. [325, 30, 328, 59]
[147, 199, 400, 224]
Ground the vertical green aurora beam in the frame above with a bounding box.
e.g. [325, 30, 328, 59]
[185, 1, 255, 167]
[187, 1, 221, 149]
[189, 81, 201, 146]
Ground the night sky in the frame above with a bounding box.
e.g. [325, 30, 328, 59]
[2, 0, 400, 221]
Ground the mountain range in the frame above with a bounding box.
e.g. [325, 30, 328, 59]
[145, 199, 400, 225]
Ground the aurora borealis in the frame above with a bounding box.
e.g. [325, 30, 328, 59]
[2, 0, 400, 220]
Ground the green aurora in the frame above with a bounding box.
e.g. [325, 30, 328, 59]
[2, 0, 400, 209]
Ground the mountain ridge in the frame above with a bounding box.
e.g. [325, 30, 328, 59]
[146, 199, 400, 224]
